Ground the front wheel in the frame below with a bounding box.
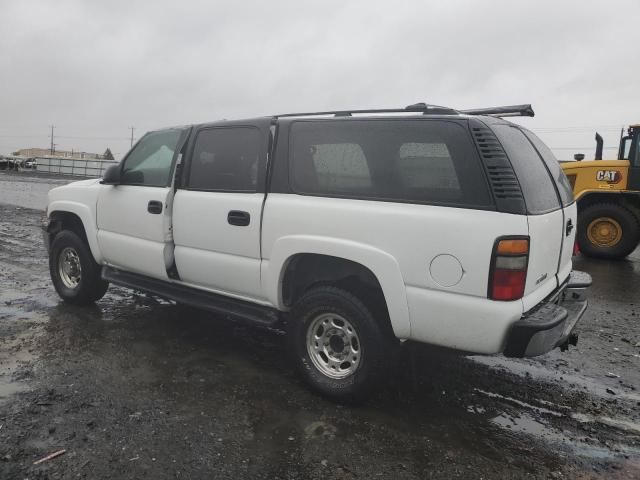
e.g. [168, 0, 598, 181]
[49, 230, 109, 305]
[577, 203, 640, 259]
[287, 286, 397, 403]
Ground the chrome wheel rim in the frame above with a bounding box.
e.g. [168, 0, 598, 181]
[58, 247, 82, 289]
[306, 313, 361, 379]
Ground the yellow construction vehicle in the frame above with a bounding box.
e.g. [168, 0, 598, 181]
[561, 125, 640, 259]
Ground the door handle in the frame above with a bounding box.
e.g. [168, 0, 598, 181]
[566, 218, 574, 236]
[148, 200, 163, 214]
[228, 210, 250, 226]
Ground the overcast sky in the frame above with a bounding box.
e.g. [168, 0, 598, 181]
[1, 0, 638, 160]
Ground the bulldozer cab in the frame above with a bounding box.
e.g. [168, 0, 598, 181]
[625, 125, 640, 190]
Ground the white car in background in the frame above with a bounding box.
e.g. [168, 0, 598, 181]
[24, 158, 37, 169]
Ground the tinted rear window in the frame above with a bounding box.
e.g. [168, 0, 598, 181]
[290, 120, 493, 208]
[188, 127, 260, 191]
[492, 124, 561, 214]
[522, 129, 574, 207]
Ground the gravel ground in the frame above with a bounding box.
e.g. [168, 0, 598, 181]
[1, 173, 639, 479]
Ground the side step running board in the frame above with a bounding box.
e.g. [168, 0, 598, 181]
[102, 266, 281, 328]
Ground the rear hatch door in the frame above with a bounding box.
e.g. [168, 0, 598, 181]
[522, 129, 577, 286]
[492, 123, 574, 310]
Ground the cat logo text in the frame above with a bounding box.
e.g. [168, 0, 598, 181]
[596, 170, 622, 184]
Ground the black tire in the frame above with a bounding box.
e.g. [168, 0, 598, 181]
[287, 286, 397, 403]
[49, 230, 109, 305]
[577, 203, 640, 259]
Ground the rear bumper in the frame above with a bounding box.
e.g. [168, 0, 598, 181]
[504, 270, 591, 357]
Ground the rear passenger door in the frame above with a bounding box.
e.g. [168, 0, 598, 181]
[172, 119, 271, 301]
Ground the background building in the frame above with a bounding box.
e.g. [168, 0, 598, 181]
[13, 147, 104, 160]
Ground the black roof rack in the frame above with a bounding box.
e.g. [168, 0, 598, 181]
[460, 104, 535, 118]
[272, 103, 534, 119]
[274, 103, 459, 118]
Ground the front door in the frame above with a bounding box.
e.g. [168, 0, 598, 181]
[172, 120, 271, 302]
[96, 127, 189, 280]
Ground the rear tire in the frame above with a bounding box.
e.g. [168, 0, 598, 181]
[287, 286, 397, 403]
[49, 230, 109, 305]
[577, 203, 640, 259]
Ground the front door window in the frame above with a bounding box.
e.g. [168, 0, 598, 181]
[121, 129, 185, 187]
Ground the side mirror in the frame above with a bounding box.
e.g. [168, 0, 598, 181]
[101, 164, 121, 185]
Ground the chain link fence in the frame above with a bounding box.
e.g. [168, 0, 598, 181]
[0, 156, 118, 178]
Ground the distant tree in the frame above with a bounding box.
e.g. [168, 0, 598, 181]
[103, 148, 114, 160]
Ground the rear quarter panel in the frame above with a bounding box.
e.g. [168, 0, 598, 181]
[262, 194, 529, 351]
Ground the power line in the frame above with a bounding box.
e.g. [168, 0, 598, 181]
[531, 125, 624, 130]
[0, 134, 51, 138]
[550, 146, 618, 150]
[0, 134, 131, 140]
[56, 135, 130, 140]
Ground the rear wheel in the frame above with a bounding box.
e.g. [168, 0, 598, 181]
[287, 286, 397, 403]
[50, 230, 109, 304]
[577, 203, 640, 259]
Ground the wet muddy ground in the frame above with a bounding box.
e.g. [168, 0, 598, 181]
[1, 172, 640, 479]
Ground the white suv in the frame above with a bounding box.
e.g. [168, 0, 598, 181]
[43, 103, 591, 401]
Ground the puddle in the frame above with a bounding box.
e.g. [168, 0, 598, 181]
[475, 387, 640, 461]
[573, 413, 640, 435]
[470, 355, 640, 403]
[0, 288, 58, 321]
[0, 175, 68, 210]
[475, 389, 565, 417]
[0, 378, 26, 402]
[0, 325, 42, 405]
[490, 411, 621, 460]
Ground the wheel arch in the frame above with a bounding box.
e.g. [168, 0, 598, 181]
[264, 236, 410, 339]
[577, 191, 640, 221]
[48, 201, 103, 263]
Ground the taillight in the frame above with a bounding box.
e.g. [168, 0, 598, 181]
[489, 237, 529, 301]
[573, 241, 580, 256]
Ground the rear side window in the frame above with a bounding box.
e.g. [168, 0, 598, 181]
[493, 125, 561, 214]
[522, 129, 574, 206]
[312, 143, 372, 191]
[290, 120, 492, 208]
[187, 127, 260, 191]
[398, 143, 460, 190]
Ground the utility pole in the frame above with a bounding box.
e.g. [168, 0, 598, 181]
[49, 125, 55, 154]
[129, 127, 135, 148]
